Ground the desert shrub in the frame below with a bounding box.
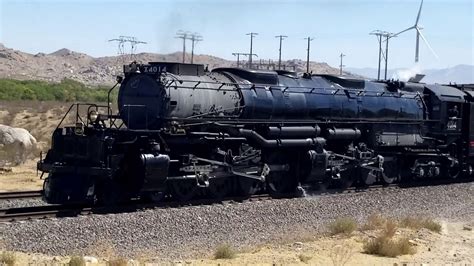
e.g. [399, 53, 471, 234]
[297, 254, 312, 263]
[214, 244, 236, 259]
[363, 236, 415, 257]
[328, 217, 357, 236]
[382, 220, 398, 238]
[0, 78, 117, 102]
[107, 257, 128, 266]
[68, 256, 86, 266]
[399, 217, 442, 233]
[362, 213, 386, 230]
[0, 251, 16, 266]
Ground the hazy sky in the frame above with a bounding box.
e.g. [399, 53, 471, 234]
[0, 0, 473, 70]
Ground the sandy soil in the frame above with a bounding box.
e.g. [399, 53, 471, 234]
[0, 159, 42, 191]
[2, 220, 472, 265]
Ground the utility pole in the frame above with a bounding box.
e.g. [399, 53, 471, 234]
[175, 31, 189, 63]
[304, 37, 314, 73]
[339, 53, 346, 75]
[232, 52, 250, 67]
[370, 30, 392, 80]
[189, 33, 203, 64]
[246, 32, 258, 68]
[275, 35, 287, 70]
[384, 34, 391, 80]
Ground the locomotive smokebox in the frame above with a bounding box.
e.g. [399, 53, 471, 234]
[118, 74, 168, 129]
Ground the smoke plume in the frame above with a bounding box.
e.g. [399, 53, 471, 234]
[392, 63, 422, 81]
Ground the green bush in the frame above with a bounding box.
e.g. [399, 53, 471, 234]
[0, 78, 117, 102]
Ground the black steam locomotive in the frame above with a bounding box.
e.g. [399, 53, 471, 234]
[38, 62, 474, 204]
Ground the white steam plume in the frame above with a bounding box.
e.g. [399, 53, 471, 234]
[392, 63, 422, 82]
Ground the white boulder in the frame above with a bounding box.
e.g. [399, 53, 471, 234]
[0, 124, 37, 165]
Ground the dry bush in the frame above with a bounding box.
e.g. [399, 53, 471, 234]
[214, 244, 236, 259]
[328, 217, 357, 236]
[362, 213, 386, 230]
[363, 236, 415, 257]
[329, 243, 354, 266]
[68, 256, 86, 266]
[297, 254, 312, 263]
[399, 217, 442, 233]
[107, 257, 128, 266]
[382, 220, 398, 238]
[0, 251, 16, 266]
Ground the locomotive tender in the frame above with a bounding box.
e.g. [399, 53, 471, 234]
[38, 61, 474, 204]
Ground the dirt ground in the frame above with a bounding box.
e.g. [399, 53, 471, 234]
[2, 220, 472, 265]
[0, 159, 43, 191]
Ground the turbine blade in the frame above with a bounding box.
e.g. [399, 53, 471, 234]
[392, 26, 415, 37]
[417, 28, 439, 59]
[415, 0, 423, 24]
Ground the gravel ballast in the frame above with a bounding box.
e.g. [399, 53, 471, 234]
[0, 182, 472, 259]
[0, 198, 47, 209]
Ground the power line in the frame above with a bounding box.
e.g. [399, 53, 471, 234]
[275, 35, 288, 70]
[304, 37, 314, 73]
[246, 32, 258, 68]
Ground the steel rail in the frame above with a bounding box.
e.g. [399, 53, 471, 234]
[1, 179, 471, 222]
[0, 190, 43, 200]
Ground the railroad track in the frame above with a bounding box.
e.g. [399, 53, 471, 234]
[0, 180, 471, 222]
[0, 190, 43, 200]
[0, 194, 273, 222]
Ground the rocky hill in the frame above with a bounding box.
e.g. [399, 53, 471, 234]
[0, 43, 343, 86]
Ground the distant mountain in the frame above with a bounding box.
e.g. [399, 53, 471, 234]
[347, 64, 474, 84]
[0, 43, 344, 86]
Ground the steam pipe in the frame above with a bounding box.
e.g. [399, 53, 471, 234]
[239, 129, 326, 148]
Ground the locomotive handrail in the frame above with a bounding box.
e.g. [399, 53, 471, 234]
[165, 83, 421, 99]
[55, 103, 112, 130]
[162, 78, 421, 98]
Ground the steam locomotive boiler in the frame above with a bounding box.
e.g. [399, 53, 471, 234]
[38, 62, 474, 204]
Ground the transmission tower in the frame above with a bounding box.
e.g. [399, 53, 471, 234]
[108, 36, 147, 62]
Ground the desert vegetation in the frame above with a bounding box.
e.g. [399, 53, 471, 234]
[213, 243, 237, 259]
[0, 78, 116, 102]
[328, 217, 358, 236]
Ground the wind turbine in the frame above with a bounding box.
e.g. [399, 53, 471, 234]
[392, 0, 438, 63]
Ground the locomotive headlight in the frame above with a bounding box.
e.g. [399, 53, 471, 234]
[88, 110, 99, 123]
